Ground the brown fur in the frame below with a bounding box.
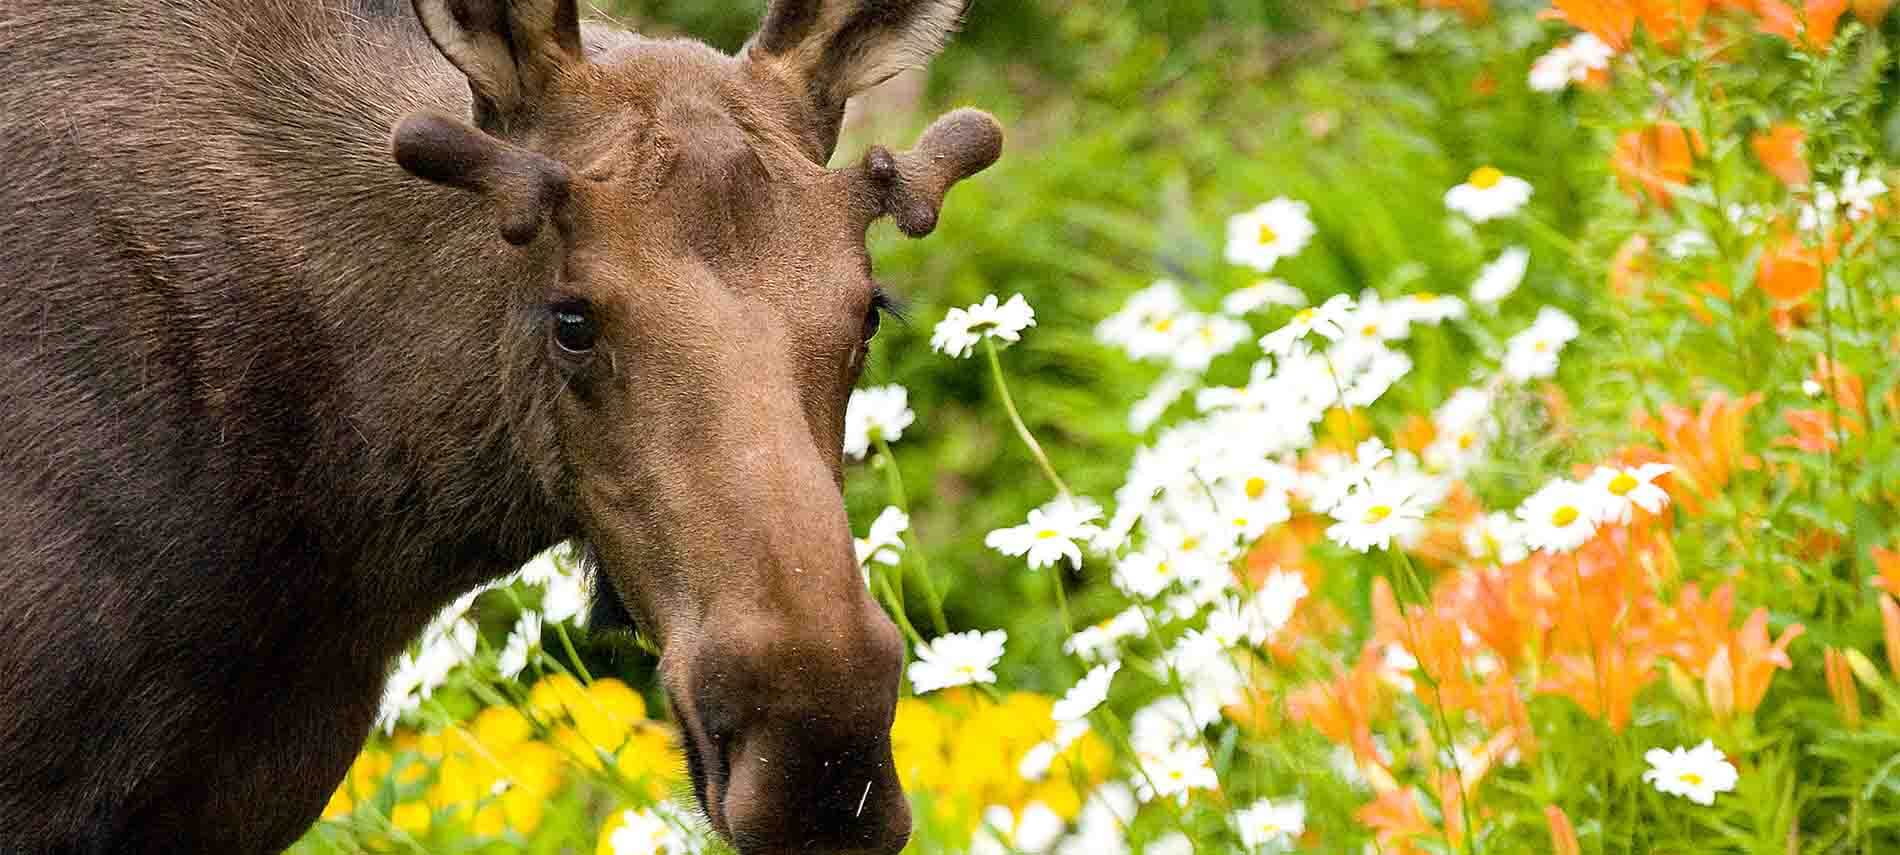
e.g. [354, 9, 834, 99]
[0, 1, 998, 853]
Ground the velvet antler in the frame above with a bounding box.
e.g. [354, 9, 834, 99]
[856, 108, 1003, 237]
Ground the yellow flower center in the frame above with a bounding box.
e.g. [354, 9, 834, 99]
[1365, 505, 1394, 524]
[1534, 339, 1551, 353]
[1153, 317, 1175, 333]
[1293, 308, 1317, 325]
[1037, 529, 1060, 540]
[1469, 166, 1505, 189]
[1608, 473, 1639, 496]
[1156, 561, 1173, 577]
[1362, 323, 1380, 337]
[1181, 537, 1201, 552]
[1457, 431, 1477, 450]
[1245, 476, 1269, 500]
[1551, 506, 1581, 527]
[1257, 223, 1280, 246]
[1413, 292, 1439, 302]
[1679, 772, 1703, 786]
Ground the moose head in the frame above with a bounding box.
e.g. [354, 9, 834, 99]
[388, 1, 1000, 852]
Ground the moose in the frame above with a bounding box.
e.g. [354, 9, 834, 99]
[0, 0, 1000, 852]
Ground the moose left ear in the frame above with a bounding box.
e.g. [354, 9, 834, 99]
[856, 108, 1003, 238]
[392, 109, 573, 246]
[744, 0, 969, 160]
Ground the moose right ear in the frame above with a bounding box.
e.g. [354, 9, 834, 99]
[411, 0, 583, 132]
[392, 109, 572, 246]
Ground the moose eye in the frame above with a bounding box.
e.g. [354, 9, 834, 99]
[551, 301, 598, 354]
[861, 303, 882, 343]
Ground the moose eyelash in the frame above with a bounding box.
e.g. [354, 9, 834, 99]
[870, 286, 910, 324]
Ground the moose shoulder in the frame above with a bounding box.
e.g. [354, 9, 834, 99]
[0, 1, 999, 853]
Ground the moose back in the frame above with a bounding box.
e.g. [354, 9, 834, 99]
[0, 0, 999, 852]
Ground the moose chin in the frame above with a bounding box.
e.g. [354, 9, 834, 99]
[0, 1, 1000, 853]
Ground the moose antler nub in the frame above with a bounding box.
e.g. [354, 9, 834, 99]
[859, 108, 1004, 237]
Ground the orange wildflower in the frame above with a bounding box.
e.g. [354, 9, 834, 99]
[1757, 232, 1825, 303]
[1289, 648, 1389, 766]
[1357, 788, 1435, 855]
[1613, 123, 1702, 207]
[1636, 391, 1762, 513]
[1879, 594, 1900, 678]
[1751, 124, 1810, 185]
[1757, 0, 1851, 48]
[1546, 0, 1709, 50]
[1686, 279, 1731, 325]
[1729, 608, 1805, 714]
[1610, 233, 1652, 298]
[1825, 647, 1864, 729]
[1539, 643, 1657, 732]
[1810, 354, 1867, 419]
[1423, 0, 1493, 21]
[1873, 546, 1900, 597]
[1775, 407, 1843, 452]
[1547, 806, 1583, 855]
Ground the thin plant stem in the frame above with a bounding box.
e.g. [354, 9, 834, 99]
[876, 573, 928, 649]
[874, 435, 949, 635]
[1389, 548, 1479, 855]
[983, 338, 1070, 496]
[554, 622, 594, 685]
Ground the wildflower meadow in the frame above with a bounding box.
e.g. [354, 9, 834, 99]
[296, 1, 1900, 852]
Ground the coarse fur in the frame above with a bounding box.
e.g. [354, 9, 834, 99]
[0, 1, 997, 853]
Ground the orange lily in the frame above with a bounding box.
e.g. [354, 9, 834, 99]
[1636, 391, 1762, 513]
[1547, 806, 1583, 855]
[1825, 647, 1864, 729]
[1751, 124, 1810, 185]
[1613, 123, 1702, 207]
[1758, 232, 1825, 303]
[1730, 608, 1805, 714]
[1757, 0, 1851, 48]
[1874, 546, 1900, 597]
[1879, 594, 1900, 678]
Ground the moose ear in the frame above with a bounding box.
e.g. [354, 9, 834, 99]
[744, 0, 969, 159]
[392, 109, 573, 246]
[857, 108, 1002, 238]
[411, 0, 583, 132]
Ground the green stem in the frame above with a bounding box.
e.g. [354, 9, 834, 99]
[554, 622, 594, 684]
[876, 573, 927, 649]
[874, 435, 949, 635]
[984, 338, 1070, 496]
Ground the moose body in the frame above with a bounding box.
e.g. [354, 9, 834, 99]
[0, 1, 998, 853]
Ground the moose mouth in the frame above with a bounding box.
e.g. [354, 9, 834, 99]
[672, 696, 734, 837]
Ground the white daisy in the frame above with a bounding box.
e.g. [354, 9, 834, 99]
[971, 803, 1064, 855]
[1097, 280, 1189, 361]
[496, 611, 542, 680]
[1223, 279, 1307, 315]
[1063, 607, 1152, 662]
[1516, 478, 1600, 553]
[1470, 246, 1530, 305]
[1170, 313, 1252, 375]
[985, 495, 1105, 570]
[1587, 462, 1675, 524]
[1207, 570, 1307, 647]
[908, 629, 1007, 694]
[1130, 372, 1195, 433]
[1225, 198, 1316, 272]
[1260, 293, 1354, 355]
[1840, 167, 1889, 220]
[843, 384, 915, 459]
[854, 505, 910, 569]
[1445, 166, 1533, 222]
[931, 293, 1036, 358]
[607, 804, 698, 855]
[1326, 474, 1427, 553]
[1055, 784, 1138, 855]
[1053, 662, 1121, 723]
[1463, 511, 1530, 564]
[1528, 33, 1612, 92]
[1398, 290, 1468, 325]
[1642, 740, 1740, 806]
[1134, 742, 1220, 805]
[1235, 798, 1306, 851]
[1501, 307, 1581, 384]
